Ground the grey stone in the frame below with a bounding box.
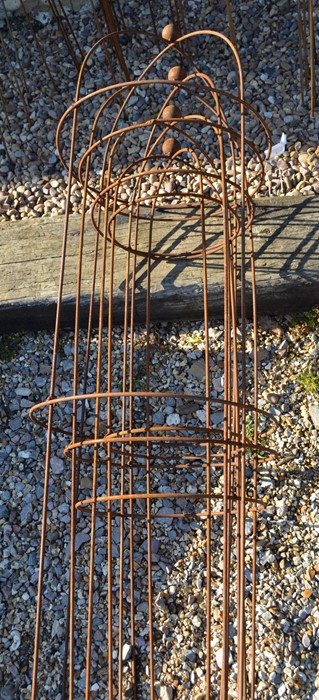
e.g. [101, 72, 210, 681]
[75, 532, 91, 552]
[20, 503, 33, 523]
[156, 507, 175, 526]
[9, 417, 21, 431]
[122, 643, 133, 661]
[189, 358, 205, 380]
[51, 456, 65, 475]
[141, 538, 160, 554]
[0, 505, 9, 520]
[211, 411, 224, 424]
[155, 684, 173, 700]
[0, 684, 17, 700]
[153, 411, 164, 425]
[309, 402, 319, 428]
[15, 387, 31, 396]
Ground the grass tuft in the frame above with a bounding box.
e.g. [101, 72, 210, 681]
[0, 334, 22, 362]
[298, 366, 319, 397]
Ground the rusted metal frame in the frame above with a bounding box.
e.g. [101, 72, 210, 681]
[195, 153, 213, 699]
[0, 0, 28, 92]
[54, 0, 87, 65]
[248, 218, 259, 700]
[238, 52, 248, 700]
[114, 141, 135, 700]
[128, 173, 147, 700]
[308, 0, 316, 116]
[47, 0, 82, 71]
[297, 0, 306, 105]
[60, 101, 107, 700]
[174, 0, 188, 38]
[0, 32, 30, 121]
[106, 143, 122, 699]
[110, 0, 128, 32]
[31, 50, 81, 700]
[225, 0, 237, 49]
[64, 91, 270, 198]
[81, 162, 105, 700]
[98, 0, 131, 80]
[62, 28, 227, 165]
[220, 118, 232, 700]
[300, 0, 310, 86]
[56, 28, 271, 177]
[30, 27, 275, 699]
[0, 83, 11, 126]
[18, 0, 58, 90]
[0, 124, 12, 162]
[32, 393, 278, 436]
[88, 0, 119, 83]
[121, 203, 138, 699]
[146, 0, 158, 38]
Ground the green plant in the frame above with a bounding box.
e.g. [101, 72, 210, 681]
[245, 413, 255, 440]
[291, 307, 319, 332]
[132, 366, 147, 390]
[0, 334, 22, 362]
[298, 367, 319, 396]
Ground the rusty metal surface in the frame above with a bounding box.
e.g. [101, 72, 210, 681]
[30, 26, 279, 700]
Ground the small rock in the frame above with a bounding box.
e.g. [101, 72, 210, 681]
[0, 505, 9, 520]
[75, 532, 91, 552]
[196, 409, 206, 423]
[153, 410, 165, 425]
[10, 630, 21, 652]
[0, 684, 17, 700]
[51, 456, 65, 475]
[215, 648, 233, 669]
[309, 402, 319, 428]
[302, 633, 311, 648]
[189, 358, 205, 380]
[156, 507, 174, 526]
[264, 392, 280, 405]
[155, 684, 173, 700]
[15, 387, 31, 397]
[166, 413, 180, 426]
[211, 411, 224, 424]
[122, 643, 133, 661]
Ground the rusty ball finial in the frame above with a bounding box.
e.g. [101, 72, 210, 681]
[162, 137, 181, 157]
[161, 105, 182, 120]
[162, 23, 179, 43]
[167, 65, 187, 82]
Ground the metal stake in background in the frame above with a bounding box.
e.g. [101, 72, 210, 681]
[30, 25, 278, 700]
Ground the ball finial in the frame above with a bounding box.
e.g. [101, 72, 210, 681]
[167, 66, 187, 81]
[161, 105, 182, 120]
[162, 138, 181, 157]
[162, 23, 179, 42]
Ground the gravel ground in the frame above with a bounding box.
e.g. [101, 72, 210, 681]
[1, 2, 319, 698]
[1, 0, 319, 222]
[0, 313, 319, 699]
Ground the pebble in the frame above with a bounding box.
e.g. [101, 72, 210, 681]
[302, 633, 311, 648]
[155, 685, 173, 700]
[166, 412, 180, 426]
[308, 402, 319, 428]
[122, 643, 133, 661]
